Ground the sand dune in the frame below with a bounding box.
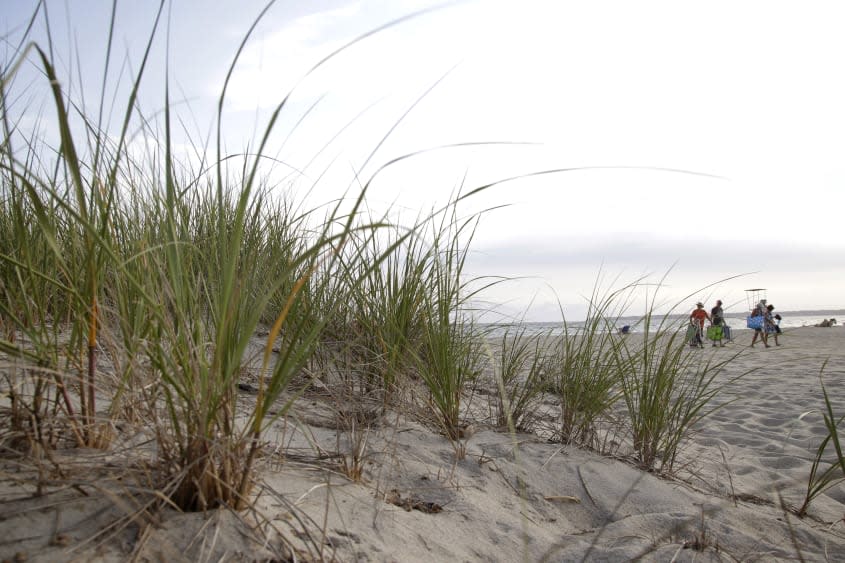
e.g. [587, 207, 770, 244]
[2, 326, 844, 561]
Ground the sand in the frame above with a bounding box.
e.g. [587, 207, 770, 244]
[2, 326, 844, 562]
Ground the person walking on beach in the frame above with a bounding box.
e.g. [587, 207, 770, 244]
[750, 299, 770, 348]
[766, 304, 781, 346]
[709, 300, 726, 347]
[689, 302, 710, 348]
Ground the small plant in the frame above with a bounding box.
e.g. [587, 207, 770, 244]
[493, 323, 548, 432]
[332, 389, 379, 482]
[414, 205, 486, 445]
[797, 373, 845, 517]
[320, 220, 428, 405]
[617, 291, 743, 473]
[541, 281, 633, 450]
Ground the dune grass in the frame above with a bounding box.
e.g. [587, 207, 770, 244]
[492, 322, 548, 432]
[615, 291, 746, 473]
[797, 370, 845, 517]
[540, 283, 631, 450]
[0, 0, 506, 510]
[3, 5, 837, 562]
[413, 206, 487, 444]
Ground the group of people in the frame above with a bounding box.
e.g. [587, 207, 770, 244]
[687, 299, 782, 349]
[748, 299, 781, 348]
[687, 300, 730, 348]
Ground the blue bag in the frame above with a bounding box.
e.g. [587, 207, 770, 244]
[746, 316, 763, 330]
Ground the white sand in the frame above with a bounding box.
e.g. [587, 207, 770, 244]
[2, 326, 844, 561]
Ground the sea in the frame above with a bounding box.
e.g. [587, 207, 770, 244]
[481, 309, 845, 338]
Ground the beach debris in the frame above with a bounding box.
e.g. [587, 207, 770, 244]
[50, 534, 72, 547]
[237, 383, 259, 393]
[455, 423, 476, 439]
[385, 489, 443, 513]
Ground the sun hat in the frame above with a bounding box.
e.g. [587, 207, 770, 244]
[696, 302, 704, 307]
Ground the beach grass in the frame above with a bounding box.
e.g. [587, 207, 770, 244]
[798, 370, 845, 517]
[540, 282, 632, 451]
[616, 291, 746, 473]
[492, 321, 548, 432]
[2, 4, 843, 561]
[0, 0, 510, 511]
[413, 206, 487, 445]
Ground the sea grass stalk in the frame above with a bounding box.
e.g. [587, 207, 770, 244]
[413, 201, 488, 442]
[798, 371, 845, 517]
[13, 0, 165, 445]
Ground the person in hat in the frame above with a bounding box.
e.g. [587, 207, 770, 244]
[688, 302, 711, 348]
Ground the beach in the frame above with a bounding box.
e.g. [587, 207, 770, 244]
[2, 325, 845, 562]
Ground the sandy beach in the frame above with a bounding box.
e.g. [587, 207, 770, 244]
[2, 325, 844, 562]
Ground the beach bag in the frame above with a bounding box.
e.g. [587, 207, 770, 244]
[746, 316, 764, 330]
[707, 325, 723, 341]
[685, 323, 698, 344]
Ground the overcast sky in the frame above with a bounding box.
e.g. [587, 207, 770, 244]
[4, 1, 844, 321]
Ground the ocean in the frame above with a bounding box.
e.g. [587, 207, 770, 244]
[481, 309, 845, 338]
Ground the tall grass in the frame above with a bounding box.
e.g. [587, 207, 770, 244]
[0, 0, 508, 513]
[1, 10, 786, 562]
[616, 294, 743, 473]
[414, 205, 487, 443]
[318, 219, 427, 404]
[493, 322, 548, 431]
[797, 372, 845, 517]
[541, 283, 632, 450]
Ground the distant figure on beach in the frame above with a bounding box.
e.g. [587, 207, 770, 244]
[750, 299, 770, 348]
[766, 304, 780, 346]
[618, 325, 630, 335]
[688, 302, 710, 348]
[773, 313, 783, 334]
[708, 300, 726, 347]
[816, 318, 837, 327]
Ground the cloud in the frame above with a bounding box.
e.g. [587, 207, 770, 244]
[470, 234, 845, 273]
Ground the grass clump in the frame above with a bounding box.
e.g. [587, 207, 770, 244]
[616, 291, 742, 473]
[0, 2, 428, 512]
[0, 0, 510, 513]
[414, 207, 487, 444]
[492, 322, 548, 432]
[797, 371, 845, 517]
[540, 283, 631, 450]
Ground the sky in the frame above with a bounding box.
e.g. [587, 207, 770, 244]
[3, 0, 844, 321]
